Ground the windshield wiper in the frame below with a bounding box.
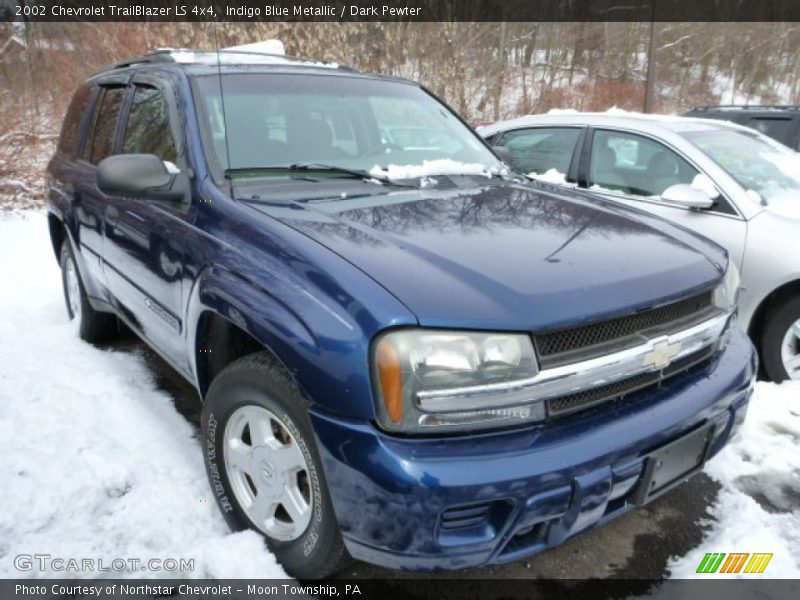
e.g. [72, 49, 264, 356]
[224, 164, 417, 188]
[290, 163, 419, 188]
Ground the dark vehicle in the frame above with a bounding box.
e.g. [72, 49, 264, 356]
[46, 48, 756, 578]
[685, 105, 800, 151]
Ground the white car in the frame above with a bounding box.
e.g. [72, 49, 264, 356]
[481, 112, 800, 381]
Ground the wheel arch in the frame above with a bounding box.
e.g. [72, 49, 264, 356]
[186, 265, 317, 399]
[748, 277, 800, 351]
[47, 212, 66, 261]
[194, 310, 274, 398]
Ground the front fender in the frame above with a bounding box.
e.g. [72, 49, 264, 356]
[184, 263, 409, 420]
[739, 210, 800, 330]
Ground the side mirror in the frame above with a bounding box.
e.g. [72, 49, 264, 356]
[691, 173, 720, 200]
[660, 183, 714, 210]
[97, 154, 187, 202]
[492, 145, 513, 164]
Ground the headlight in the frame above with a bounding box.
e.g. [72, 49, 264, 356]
[372, 329, 541, 433]
[713, 260, 740, 315]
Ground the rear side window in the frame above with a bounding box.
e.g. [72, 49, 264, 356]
[497, 128, 581, 176]
[58, 86, 93, 156]
[122, 86, 178, 162]
[84, 86, 126, 165]
[745, 117, 794, 145]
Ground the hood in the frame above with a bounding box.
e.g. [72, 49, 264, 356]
[763, 199, 800, 221]
[244, 181, 726, 331]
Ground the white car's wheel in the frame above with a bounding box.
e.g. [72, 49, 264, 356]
[780, 319, 800, 380]
[762, 296, 800, 382]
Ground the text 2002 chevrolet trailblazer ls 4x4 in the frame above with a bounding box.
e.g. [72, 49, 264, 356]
[45, 48, 756, 578]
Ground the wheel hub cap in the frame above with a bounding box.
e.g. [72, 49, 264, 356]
[223, 405, 313, 541]
[780, 319, 800, 380]
[64, 257, 81, 322]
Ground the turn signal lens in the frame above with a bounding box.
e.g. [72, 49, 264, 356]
[376, 338, 403, 423]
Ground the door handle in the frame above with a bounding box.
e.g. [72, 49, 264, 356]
[106, 206, 120, 224]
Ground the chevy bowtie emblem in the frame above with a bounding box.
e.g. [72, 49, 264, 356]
[643, 339, 682, 370]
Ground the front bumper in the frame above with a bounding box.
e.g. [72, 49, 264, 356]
[309, 329, 756, 571]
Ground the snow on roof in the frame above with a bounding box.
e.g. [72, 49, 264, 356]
[155, 46, 338, 69]
[479, 108, 752, 137]
[224, 39, 286, 56]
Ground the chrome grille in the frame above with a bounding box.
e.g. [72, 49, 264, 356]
[546, 346, 716, 418]
[535, 291, 715, 368]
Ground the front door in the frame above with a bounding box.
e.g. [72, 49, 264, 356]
[102, 80, 192, 371]
[582, 128, 747, 269]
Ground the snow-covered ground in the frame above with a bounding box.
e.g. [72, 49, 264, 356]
[0, 211, 798, 581]
[0, 213, 285, 579]
[668, 380, 800, 578]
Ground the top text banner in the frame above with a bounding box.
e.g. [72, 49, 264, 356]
[5, 0, 800, 22]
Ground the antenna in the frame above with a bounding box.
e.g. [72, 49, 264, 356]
[213, 23, 233, 193]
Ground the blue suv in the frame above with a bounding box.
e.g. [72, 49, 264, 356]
[46, 48, 756, 578]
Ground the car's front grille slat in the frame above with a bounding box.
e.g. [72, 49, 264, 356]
[440, 502, 493, 531]
[533, 290, 722, 419]
[535, 291, 715, 368]
[545, 346, 717, 418]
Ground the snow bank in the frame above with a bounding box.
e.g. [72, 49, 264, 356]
[0, 213, 285, 579]
[667, 382, 800, 579]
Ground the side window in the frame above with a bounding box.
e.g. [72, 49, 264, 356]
[85, 87, 126, 166]
[589, 130, 698, 197]
[58, 85, 93, 156]
[497, 128, 581, 176]
[122, 85, 178, 162]
[745, 117, 793, 146]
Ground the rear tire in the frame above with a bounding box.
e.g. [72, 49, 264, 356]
[761, 296, 800, 382]
[60, 240, 118, 344]
[201, 352, 351, 579]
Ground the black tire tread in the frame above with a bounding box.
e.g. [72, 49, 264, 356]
[202, 351, 351, 579]
[761, 295, 800, 382]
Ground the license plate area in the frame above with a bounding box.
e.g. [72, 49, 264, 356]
[632, 422, 715, 504]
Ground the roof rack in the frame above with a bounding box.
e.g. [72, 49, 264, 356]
[107, 47, 347, 71]
[690, 105, 800, 112]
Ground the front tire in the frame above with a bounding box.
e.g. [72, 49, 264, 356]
[60, 240, 118, 343]
[201, 352, 351, 579]
[761, 296, 800, 382]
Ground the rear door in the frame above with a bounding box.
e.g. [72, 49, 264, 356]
[48, 84, 102, 293]
[580, 128, 747, 268]
[72, 82, 128, 290]
[102, 76, 193, 369]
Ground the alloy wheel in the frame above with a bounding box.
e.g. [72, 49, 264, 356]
[223, 405, 313, 541]
[780, 319, 800, 380]
[64, 256, 82, 322]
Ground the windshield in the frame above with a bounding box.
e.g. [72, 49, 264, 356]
[682, 128, 800, 204]
[191, 73, 502, 180]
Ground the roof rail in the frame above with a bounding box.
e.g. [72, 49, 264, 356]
[106, 47, 348, 71]
[690, 105, 800, 112]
